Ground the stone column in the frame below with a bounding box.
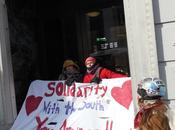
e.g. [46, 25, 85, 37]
[123, 0, 159, 111]
[0, 0, 17, 129]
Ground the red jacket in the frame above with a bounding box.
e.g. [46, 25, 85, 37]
[83, 67, 127, 83]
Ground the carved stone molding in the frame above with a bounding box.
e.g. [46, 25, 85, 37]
[144, 0, 159, 76]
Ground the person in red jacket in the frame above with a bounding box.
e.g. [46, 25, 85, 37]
[83, 56, 127, 83]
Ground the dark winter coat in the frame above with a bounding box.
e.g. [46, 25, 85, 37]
[59, 70, 82, 86]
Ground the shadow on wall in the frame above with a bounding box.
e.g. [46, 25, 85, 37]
[152, 0, 168, 97]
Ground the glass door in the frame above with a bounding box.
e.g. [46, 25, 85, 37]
[77, 0, 130, 75]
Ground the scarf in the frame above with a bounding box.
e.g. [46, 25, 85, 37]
[87, 64, 100, 74]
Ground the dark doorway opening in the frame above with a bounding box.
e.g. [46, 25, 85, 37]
[5, 0, 129, 112]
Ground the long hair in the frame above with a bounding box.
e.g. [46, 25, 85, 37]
[138, 100, 171, 130]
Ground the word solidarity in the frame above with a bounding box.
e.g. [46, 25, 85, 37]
[45, 81, 107, 98]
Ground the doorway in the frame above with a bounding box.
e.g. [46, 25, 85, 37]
[6, 0, 129, 112]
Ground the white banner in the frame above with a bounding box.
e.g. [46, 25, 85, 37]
[11, 77, 135, 130]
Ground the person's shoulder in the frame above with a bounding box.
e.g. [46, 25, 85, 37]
[102, 67, 128, 77]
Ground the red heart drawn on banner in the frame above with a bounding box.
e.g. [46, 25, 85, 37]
[25, 95, 43, 116]
[111, 80, 132, 109]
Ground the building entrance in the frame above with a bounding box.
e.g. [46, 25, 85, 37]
[5, 0, 129, 112]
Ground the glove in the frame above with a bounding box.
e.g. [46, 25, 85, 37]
[65, 78, 74, 86]
[90, 77, 102, 84]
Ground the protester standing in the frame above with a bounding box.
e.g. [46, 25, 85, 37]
[59, 59, 82, 86]
[83, 56, 127, 83]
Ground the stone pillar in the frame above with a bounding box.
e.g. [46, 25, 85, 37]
[0, 0, 17, 129]
[123, 0, 159, 111]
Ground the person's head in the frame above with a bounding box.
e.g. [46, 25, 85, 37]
[63, 60, 79, 72]
[85, 56, 96, 69]
[137, 77, 166, 101]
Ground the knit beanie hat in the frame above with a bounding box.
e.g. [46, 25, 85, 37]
[85, 56, 96, 65]
[63, 60, 79, 70]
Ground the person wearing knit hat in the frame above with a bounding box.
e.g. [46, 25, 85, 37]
[59, 59, 82, 86]
[63, 60, 79, 70]
[83, 56, 127, 83]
